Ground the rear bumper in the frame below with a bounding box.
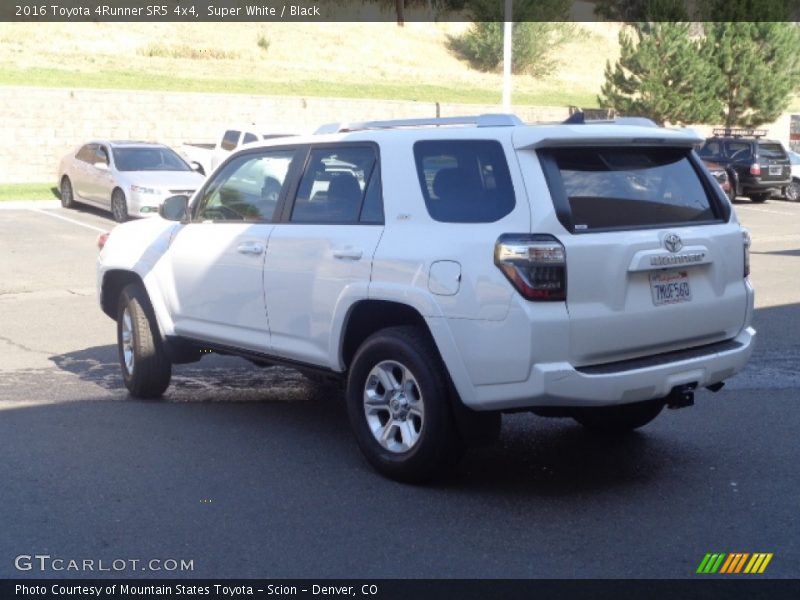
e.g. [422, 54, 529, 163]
[464, 326, 755, 411]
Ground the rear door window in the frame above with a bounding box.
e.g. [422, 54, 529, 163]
[413, 140, 515, 223]
[290, 145, 378, 224]
[539, 146, 722, 231]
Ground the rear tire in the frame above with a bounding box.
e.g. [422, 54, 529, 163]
[785, 180, 800, 202]
[60, 177, 75, 209]
[117, 283, 172, 399]
[571, 399, 665, 434]
[112, 188, 129, 222]
[750, 193, 769, 204]
[346, 326, 462, 483]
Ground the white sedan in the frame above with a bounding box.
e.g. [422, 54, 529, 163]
[58, 141, 205, 222]
[784, 150, 800, 201]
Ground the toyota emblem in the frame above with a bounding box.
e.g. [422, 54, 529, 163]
[664, 233, 683, 253]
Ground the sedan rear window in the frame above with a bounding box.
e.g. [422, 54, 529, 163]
[540, 146, 720, 231]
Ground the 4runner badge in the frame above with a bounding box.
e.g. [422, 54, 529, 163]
[664, 233, 683, 253]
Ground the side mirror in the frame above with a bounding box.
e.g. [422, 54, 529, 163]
[94, 162, 109, 171]
[190, 162, 205, 176]
[159, 195, 189, 222]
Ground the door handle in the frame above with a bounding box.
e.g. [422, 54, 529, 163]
[332, 247, 363, 260]
[237, 242, 264, 255]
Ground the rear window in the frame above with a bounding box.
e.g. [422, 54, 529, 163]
[540, 146, 720, 231]
[413, 140, 515, 223]
[758, 143, 787, 160]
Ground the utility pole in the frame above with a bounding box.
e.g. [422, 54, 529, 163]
[502, 0, 513, 112]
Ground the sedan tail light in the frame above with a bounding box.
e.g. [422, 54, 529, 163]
[97, 232, 109, 251]
[494, 234, 567, 301]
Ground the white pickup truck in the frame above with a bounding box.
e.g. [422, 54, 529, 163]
[181, 125, 295, 176]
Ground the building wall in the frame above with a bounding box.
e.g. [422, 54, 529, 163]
[0, 85, 794, 184]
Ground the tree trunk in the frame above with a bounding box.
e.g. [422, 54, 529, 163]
[396, 0, 405, 26]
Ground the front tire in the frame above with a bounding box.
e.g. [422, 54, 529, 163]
[60, 177, 75, 209]
[346, 326, 462, 483]
[111, 188, 129, 222]
[571, 399, 665, 434]
[117, 283, 172, 398]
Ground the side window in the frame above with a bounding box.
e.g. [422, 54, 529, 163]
[697, 140, 720, 158]
[220, 130, 240, 152]
[413, 140, 515, 223]
[291, 146, 377, 224]
[360, 169, 384, 224]
[94, 145, 109, 166]
[726, 141, 752, 161]
[194, 149, 296, 222]
[76, 144, 96, 163]
[242, 132, 259, 145]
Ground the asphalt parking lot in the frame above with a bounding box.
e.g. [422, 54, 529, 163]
[0, 198, 798, 579]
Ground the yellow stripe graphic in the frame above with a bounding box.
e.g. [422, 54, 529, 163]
[758, 553, 773, 574]
[744, 554, 760, 573]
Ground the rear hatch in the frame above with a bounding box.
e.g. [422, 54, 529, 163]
[520, 137, 749, 367]
[757, 141, 791, 183]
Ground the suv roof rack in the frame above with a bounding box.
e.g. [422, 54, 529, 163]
[712, 127, 767, 138]
[314, 113, 523, 134]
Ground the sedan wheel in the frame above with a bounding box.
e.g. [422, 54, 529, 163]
[60, 177, 75, 209]
[111, 189, 129, 222]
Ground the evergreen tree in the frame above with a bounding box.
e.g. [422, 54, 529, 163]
[704, 22, 800, 128]
[598, 22, 718, 126]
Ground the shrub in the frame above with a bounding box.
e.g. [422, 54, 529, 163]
[138, 43, 240, 60]
[449, 22, 574, 77]
[257, 33, 270, 52]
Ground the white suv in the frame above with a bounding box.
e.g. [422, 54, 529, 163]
[97, 114, 755, 482]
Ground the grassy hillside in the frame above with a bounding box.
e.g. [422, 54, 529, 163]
[0, 21, 623, 107]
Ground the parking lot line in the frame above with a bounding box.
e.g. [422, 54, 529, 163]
[736, 205, 798, 217]
[28, 208, 108, 233]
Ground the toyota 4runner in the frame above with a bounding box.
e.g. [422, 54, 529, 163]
[697, 128, 791, 203]
[97, 114, 755, 482]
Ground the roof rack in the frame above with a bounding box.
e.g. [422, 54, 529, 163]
[712, 128, 767, 138]
[314, 113, 523, 134]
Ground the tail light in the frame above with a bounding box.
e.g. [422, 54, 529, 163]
[494, 234, 567, 301]
[750, 163, 761, 176]
[97, 232, 110, 251]
[742, 229, 751, 278]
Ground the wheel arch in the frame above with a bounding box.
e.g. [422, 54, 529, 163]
[338, 299, 477, 408]
[100, 269, 145, 319]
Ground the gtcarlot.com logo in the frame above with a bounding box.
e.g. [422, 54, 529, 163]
[696, 552, 773, 574]
[14, 554, 194, 573]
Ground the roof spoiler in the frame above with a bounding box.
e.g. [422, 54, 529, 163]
[564, 111, 659, 128]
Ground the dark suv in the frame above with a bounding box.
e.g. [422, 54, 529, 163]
[697, 128, 791, 203]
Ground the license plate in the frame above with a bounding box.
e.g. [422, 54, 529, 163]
[769, 165, 783, 176]
[649, 271, 691, 306]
